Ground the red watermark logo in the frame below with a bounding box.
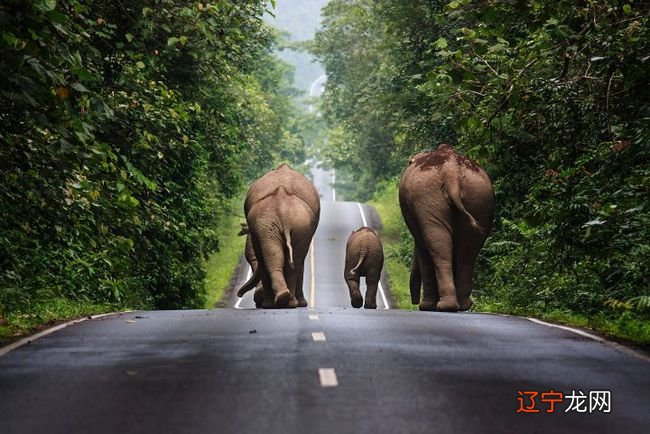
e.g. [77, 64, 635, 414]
[517, 390, 611, 413]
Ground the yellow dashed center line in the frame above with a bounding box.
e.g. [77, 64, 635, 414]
[309, 239, 316, 308]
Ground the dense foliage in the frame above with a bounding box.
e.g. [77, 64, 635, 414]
[313, 0, 650, 331]
[0, 0, 306, 319]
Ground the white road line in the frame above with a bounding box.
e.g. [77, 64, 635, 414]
[356, 203, 368, 226]
[234, 266, 252, 309]
[312, 332, 327, 342]
[356, 203, 390, 310]
[318, 368, 338, 387]
[526, 317, 650, 363]
[0, 311, 133, 357]
[309, 314, 320, 320]
[527, 317, 605, 342]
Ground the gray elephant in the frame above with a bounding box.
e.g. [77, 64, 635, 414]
[399, 144, 494, 312]
[237, 164, 320, 308]
[344, 227, 384, 309]
[238, 224, 264, 308]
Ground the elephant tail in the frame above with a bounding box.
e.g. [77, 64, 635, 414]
[237, 265, 261, 297]
[446, 177, 481, 232]
[349, 245, 368, 277]
[284, 228, 294, 269]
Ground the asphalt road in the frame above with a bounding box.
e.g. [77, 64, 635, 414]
[1, 166, 649, 433]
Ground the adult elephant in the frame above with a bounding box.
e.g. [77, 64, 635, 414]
[237, 164, 320, 308]
[399, 144, 494, 312]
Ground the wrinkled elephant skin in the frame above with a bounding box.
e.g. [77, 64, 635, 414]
[237, 164, 320, 308]
[344, 227, 384, 309]
[399, 144, 494, 312]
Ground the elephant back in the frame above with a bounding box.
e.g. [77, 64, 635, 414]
[245, 164, 320, 220]
[399, 144, 494, 233]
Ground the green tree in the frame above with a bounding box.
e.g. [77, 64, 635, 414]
[313, 0, 650, 337]
[1, 0, 307, 322]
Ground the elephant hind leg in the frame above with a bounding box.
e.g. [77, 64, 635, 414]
[261, 274, 276, 309]
[409, 247, 421, 305]
[414, 245, 437, 311]
[453, 225, 486, 311]
[253, 286, 264, 308]
[345, 276, 363, 308]
[294, 266, 308, 307]
[364, 275, 379, 309]
[421, 227, 458, 312]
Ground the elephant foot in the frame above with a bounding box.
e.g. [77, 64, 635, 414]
[287, 297, 299, 308]
[364, 301, 377, 309]
[437, 297, 459, 312]
[418, 299, 436, 311]
[296, 297, 308, 308]
[253, 288, 264, 309]
[350, 291, 363, 309]
[458, 297, 473, 311]
[274, 290, 291, 308]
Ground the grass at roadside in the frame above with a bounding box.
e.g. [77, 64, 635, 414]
[369, 180, 650, 346]
[368, 181, 416, 310]
[0, 299, 119, 344]
[0, 196, 247, 345]
[203, 196, 247, 308]
[474, 300, 650, 346]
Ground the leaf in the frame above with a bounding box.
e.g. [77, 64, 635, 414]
[167, 37, 179, 46]
[434, 38, 448, 49]
[135, 61, 145, 69]
[125, 33, 134, 43]
[71, 82, 89, 93]
[36, 0, 57, 12]
[582, 218, 606, 227]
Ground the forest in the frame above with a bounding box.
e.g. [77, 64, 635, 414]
[312, 0, 650, 342]
[0, 0, 311, 335]
[1, 0, 649, 344]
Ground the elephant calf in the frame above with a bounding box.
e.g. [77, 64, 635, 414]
[344, 227, 384, 309]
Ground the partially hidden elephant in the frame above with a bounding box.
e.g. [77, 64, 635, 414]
[344, 227, 384, 309]
[237, 164, 320, 308]
[238, 224, 264, 308]
[399, 144, 494, 312]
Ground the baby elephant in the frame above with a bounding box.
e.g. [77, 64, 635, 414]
[344, 227, 384, 309]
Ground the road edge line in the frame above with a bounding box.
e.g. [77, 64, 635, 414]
[234, 266, 252, 309]
[0, 310, 133, 358]
[525, 316, 650, 363]
[356, 203, 390, 310]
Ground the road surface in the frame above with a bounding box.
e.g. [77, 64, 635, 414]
[1, 166, 649, 433]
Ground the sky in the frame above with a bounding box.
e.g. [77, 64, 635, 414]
[265, 0, 329, 94]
